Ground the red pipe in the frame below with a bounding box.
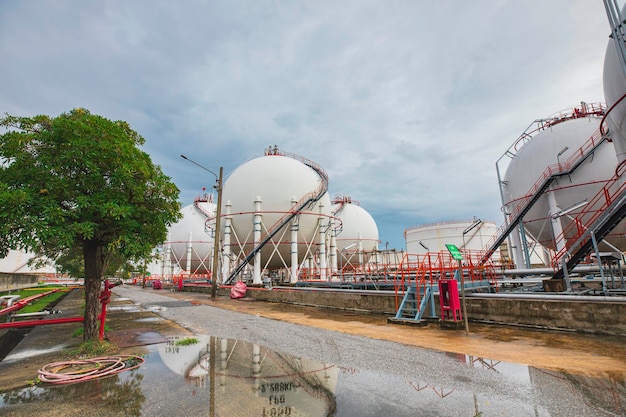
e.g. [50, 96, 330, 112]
[0, 290, 59, 317]
[0, 316, 84, 329]
[0, 283, 121, 340]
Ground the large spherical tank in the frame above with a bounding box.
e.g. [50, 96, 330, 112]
[331, 198, 379, 266]
[167, 200, 216, 274]
[603, 4, 626, 160]
[222, 154, 331, 269]
[405, 220, 497, 256]
[502, 116, 626, 250]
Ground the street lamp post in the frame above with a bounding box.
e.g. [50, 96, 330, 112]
[181, 155, 223, 299]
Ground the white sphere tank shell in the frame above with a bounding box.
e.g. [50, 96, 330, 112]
[405, 221, 498, 256]
[332, 202, 379, 264]
[222, 154, 331, 269]
[603, 4, 626, 162]
[502, 117, 626, 250]
[167, 202, 215, 273]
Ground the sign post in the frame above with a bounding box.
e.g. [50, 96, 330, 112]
[445, 244, 470, 335]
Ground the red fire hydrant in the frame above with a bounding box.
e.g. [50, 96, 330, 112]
[99, 279, 122, 340]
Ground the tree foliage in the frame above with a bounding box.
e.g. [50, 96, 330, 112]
[0, 108, 181, 340]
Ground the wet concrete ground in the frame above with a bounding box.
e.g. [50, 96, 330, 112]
[1, 285, 626, 416]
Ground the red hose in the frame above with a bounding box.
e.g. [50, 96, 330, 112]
[38, 355, 144, 384]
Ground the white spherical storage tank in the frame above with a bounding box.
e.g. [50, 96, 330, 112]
[331, 195, 379, 268]
[501, 112, 626, 251]
[405, 220, 497, 256]
[603, 3, 626, 164]
[221, 148, 331, 272]
[167, 198, 216, 274]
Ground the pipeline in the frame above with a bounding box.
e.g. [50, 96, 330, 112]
[502, 265, 623, 276]
[467, 292, 626, 303]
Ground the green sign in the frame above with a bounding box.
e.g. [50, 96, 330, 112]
[445, 244, 463, 261]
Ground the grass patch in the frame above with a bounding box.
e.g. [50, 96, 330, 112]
[17, 291, 67, 315]
[175, 337, 199, 346]
[69, 339, 118, 357]
[0, 286, 66, 297]
[1, 287, 68, 315]
[72, 324, 111, 338]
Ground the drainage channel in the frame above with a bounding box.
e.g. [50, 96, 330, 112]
[0, 290, 71, 362]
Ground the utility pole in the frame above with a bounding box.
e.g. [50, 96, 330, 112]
[211, 167, 223, 299]
[181, 155, 223, 299]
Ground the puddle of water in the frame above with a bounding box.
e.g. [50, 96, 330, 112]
[2, 345, 67, 364]
[134, 317, 163, 323]
[107, 305, 142, 313]
[145, 305, 167, 312]
[1, 336, 624, 416]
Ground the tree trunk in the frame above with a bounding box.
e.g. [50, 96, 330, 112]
[82, 241, 110, 341]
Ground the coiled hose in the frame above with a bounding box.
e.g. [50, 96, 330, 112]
[38, 355, 144, 384]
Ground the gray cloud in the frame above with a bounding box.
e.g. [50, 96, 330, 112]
[0, 0, 609, 249]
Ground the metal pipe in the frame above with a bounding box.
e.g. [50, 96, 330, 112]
[467, 292, 626, 303]
[10, 311, 54, 319]
[0, 295, 21, 307]
[502, 265, 624, 276]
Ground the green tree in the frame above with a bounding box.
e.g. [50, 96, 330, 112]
[0, 108, 181, 340]
[51, 245, 145, 280]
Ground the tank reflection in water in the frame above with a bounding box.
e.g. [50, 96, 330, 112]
[0, 336, 624, 417]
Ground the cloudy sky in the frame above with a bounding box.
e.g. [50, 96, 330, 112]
[0, 1, 612, 249]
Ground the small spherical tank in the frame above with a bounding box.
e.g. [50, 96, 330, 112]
[222, 152, 332, 269]
[502, 114, 626, 251]
[167, 200, 216, 274]
[331, 196, 379, 266]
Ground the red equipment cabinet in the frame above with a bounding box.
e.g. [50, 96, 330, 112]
[438, 279, 462, 321]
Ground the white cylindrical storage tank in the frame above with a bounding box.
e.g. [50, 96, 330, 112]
[405, 220, 498, 256]
[0, 249, 56, 274]
[222, 149, 331, 270]
[331, 195, 379, 268]
[167, 198, 216, 274]
[603, 3, 626, 164]
[501, 114, 626, 251]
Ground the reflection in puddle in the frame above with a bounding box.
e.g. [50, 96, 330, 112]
[1, 336, 624, 416]
[159, 335, 337, 416]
